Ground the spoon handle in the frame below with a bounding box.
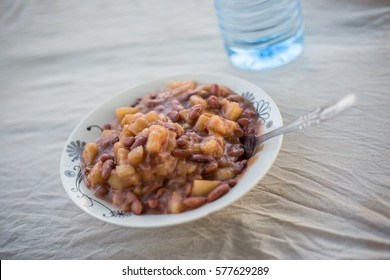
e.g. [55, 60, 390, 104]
[257, 94, 356, 144]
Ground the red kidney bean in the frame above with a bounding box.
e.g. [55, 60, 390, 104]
[164, 123, 180, 135]
[149, 92, 158, 99]
[190, 154, 214, 162]
[103, 123, 111, 130]
[243, 108, 257, 118]
[145, 99, 164, 108]
[226, 178, 238, 187]
[94, 185, 108, 199]
[183, 197, 207, 208]
[131, 135, 148, 149]
[175, 127, 184, 138]
[184, 182, 192, 196]
[228, 145, 245, 157]
[120, 203, 132, 212]
[177, 90, 197, 102]
[203, 160, 218, 174]
[100, 138, 111, 148]
[176, 135, 189, 146]
[246, 127, 255, 135]
[207, 183, 230, 202]
[171, 99, 184, 111]
[237, 118, 251, 127]
[167, 111, 180, 122]
[100, 153, 114, 162]
[125, 191, 138, 204]
[156, 188, 167, 198]
[143, 182, 161, 195]
[209, 83, 219, 96]
[234, 127, 244, 138]
[232, 160, 247, 174]
[199, 90, 211, 98]
[188, 104, 203, 122]
[164, 123, 175, 131]
[207, 95, 219, 109]
[101, 159, 114, 180]
[112, 192, 124, 206]
[172, 103, 184, 111]
[188, 131, 202, 142]
[146, 198, 158, 209]
[131, 199, 143, 215]
[227, 95, 244, 102]
[172, 149, 192, 158]
[122, 136, 135, 147]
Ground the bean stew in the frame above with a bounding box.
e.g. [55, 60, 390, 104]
[81, 81, 261, 214]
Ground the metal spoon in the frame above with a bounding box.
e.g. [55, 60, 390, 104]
[244, 94, 356, 158]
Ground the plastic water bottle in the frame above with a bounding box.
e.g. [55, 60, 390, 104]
[214, 0, 304, 71]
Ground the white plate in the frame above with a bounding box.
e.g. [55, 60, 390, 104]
[60, 73, 283, 228]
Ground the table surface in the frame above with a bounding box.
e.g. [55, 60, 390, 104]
[1, 0, 389, 259]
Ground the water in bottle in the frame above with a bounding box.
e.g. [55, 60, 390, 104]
[214, 0, 304, 71]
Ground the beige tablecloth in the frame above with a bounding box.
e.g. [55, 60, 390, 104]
[1, 0, 389, 259]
